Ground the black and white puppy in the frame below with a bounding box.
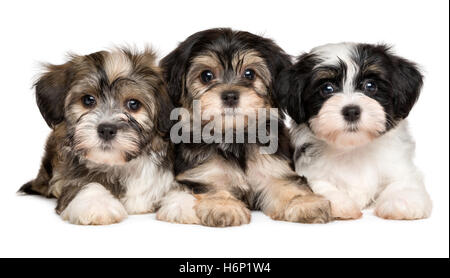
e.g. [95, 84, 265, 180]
[276, 43, 432, 220]
[18, 48, 199, 225]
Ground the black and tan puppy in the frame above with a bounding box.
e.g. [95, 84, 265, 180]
[19, 48, 199, 225]
[161, 28, 332, 227]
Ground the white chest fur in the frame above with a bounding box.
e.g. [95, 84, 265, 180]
[120, 156, 174, 214]
[293, 121, 418, 209]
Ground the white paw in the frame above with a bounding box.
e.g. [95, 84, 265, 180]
[325, 191, 362, 220]
[156, 190, 200, 224]
[60, 183, 128, 225]
[121, 196, 157, 215]
[375, 189, 432, 220]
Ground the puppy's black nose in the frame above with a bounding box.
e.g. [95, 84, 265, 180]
[97, 123, 118, 141]
[221, 90, 239, 107]
[342, 105, 361, 122]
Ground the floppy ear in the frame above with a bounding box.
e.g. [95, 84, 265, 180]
[156, 87, 175, 136]
[275, 68, 302, 123]
[390, 55, 423, 119]
[160, 33, 203, 106]
[252, 36, 292, 101]
[261, 43, 292, 90]
[35, 61, 76, 128]
[274, 53, 317, 124]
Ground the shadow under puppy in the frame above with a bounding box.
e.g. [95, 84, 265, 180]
[161, 28, 332, 227]
[276, 43, 432, 220]
[19, 48, 199, 225]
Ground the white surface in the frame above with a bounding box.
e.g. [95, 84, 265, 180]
[0, 0, 448, 258]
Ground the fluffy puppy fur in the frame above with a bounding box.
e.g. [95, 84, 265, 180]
[160, 28, 332, 227]
[276, 42, 432, 220]
[18, 48, 199, 225]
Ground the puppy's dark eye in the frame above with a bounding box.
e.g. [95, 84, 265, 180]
[126, 99, 141, 111]
[320, 82, 336, 95]
[82, 95, 96, 108]
[200, 70, 214, 84]
[243, 69, 255, 80]
[363, 80, 377, 93]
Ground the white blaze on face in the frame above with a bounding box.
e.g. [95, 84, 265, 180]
[311, 42, 359, 93]
[104, 50, 133, 84]
[309, 43, 387, 148]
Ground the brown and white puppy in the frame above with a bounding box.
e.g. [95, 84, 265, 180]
[160, 28, 332, 227]
[18, 48, 199, 225]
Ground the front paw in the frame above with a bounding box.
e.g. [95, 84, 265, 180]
[121, 196, 157, 215]
[282, 195, 332, 223]
[375, 189, 432, 220]
[156, 191, 200, 224]
[327, 193, 362, 220]
[195, 195, 251, 227]
[60, 183, 128, 225]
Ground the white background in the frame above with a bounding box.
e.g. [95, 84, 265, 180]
[0, 0, 448, 258]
